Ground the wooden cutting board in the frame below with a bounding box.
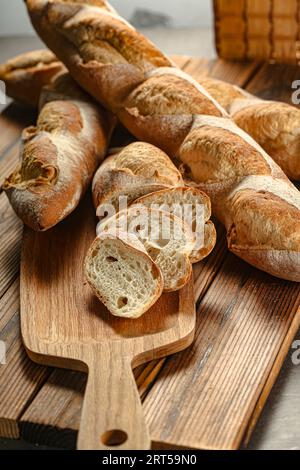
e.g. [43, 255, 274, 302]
[20, 193, 196, 450]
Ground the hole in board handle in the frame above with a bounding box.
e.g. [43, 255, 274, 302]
[101, 429, 128, 447]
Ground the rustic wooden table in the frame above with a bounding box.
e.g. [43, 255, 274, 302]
[0, 51, 300, 450]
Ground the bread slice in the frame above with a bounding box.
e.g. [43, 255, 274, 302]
[84, 232, 163, 319]
[133, 187, 216, 263]
[98, 206, 195, 292]
[92, 141, 183, 216]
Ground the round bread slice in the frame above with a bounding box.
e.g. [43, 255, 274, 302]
[133, 187, 216, 263]
[98, 206, 195, 292]
[84, 232, 163, 319]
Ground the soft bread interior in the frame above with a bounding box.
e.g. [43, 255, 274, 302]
[98, 206, 195, 292]
[85, 233, 163, 318]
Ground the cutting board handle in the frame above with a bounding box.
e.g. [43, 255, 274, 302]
[77, 348, 151, 450]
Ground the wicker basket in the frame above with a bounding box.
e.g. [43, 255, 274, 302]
[214, 0, 300, 64]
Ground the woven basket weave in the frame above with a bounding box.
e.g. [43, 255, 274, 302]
[214, 0, 300, 64]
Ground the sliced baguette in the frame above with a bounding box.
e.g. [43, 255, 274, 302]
[133, 186, 216, 263]
[92, 141, 183, 216]
[84, 232, 163, 319]
[98, 205, 195, 292]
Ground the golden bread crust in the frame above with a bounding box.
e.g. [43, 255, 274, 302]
[0, 49, 65, 106]
[25, 0, 300, 280]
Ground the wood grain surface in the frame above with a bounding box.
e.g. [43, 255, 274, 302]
[0, 56, 299, 449]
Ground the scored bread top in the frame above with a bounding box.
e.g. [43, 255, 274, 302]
[2, 98, 111, 230]
[92, 142, 183, 214]
[197, 76, 300, 181]
[0, 49, 65, 107]
[230, 100, 300, 180]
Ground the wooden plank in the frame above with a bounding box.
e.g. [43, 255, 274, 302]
[16, 58, 260, 449]
[0, 105, 50, 440]
[245, 62, 300, 104]
[193, 223, 226, 302]
[0, 193, 22, 298]
[144, 255, 300, 449]
[0, 103, 35, 158]
[0, 141, 19, 188]
[247, 329, 300, 450]
[0, 279, 50, 439]
[173, 56, 261, 86]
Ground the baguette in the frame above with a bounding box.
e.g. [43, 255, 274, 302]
[198, 77, 300, 180]
[2, 73, 114, 230]
[26, 0, 300, 281]
[2, 48, 298, 181]
[85, 231, 163, 318]
[92, 141, 183, 216]
[0, 49, 65, 107]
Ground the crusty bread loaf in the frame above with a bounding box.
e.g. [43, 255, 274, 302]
[98, 206, 195, 291]
[26, 0, 300, 281]
[92, 141, 183, 216]
[0, 49, 65, 107]
[85, 231, 163, 318]
[198, 77, 300, 181]
[2, 73, 114, 230]
[180, 116, 300, 281]
[39, 70, 91, 108]
[4, 47, 298, 182]
[133, 187, 216, 263]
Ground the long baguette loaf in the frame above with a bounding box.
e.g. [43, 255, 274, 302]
[0, 49, 65, 107]
[2, 47, 298, 182]
[2, 73, 114, 230]
[198, 77, 300, 181]
[26, 0, 300, 281]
